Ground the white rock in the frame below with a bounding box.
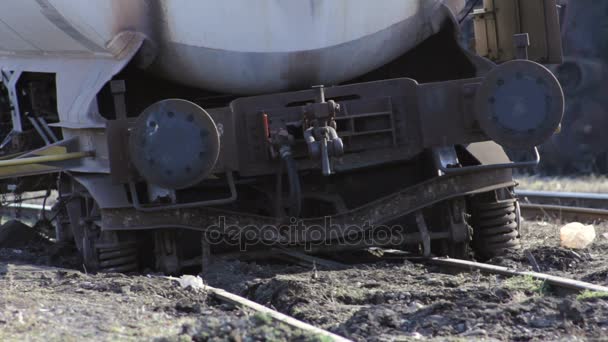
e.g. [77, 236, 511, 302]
[410, 332, 423, 340]
[176, 275, 205, 290]
[407, 301, 425, 312]
[560, 222, 596, 249]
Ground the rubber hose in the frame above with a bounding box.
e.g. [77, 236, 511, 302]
[282, 152, 302, 217]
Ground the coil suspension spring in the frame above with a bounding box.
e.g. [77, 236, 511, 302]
[95, 241, 139, 273]
[473, 198, 521, 258]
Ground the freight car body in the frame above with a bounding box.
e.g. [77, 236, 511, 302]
[0, 0, 564, 273]
[539, 0, 608, 173]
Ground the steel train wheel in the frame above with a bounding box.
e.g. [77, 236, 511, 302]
[471, 193, 521, 259]
[59, 178, 140, 273]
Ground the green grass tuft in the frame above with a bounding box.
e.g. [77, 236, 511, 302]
[504, 275, 548, 294]
[577, 290, 608, 301]
[309, 335, 335, 342]
[252, 312, 273, 326]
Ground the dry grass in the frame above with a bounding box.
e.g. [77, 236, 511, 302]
[515, 174, 608, 193]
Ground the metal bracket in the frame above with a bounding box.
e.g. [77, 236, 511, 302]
[155, 230, 180, 274]
[1, 69, 23, 133]
[514, 33, 530, 60]
[107, 80, 132, 184]
[110, 80, 128, 120]
[415, 211, 431, 257]
[447, 198, 469, 244]
[128, 171, 237, 211]
[26, 113, 58, 145]
[0, 130, 16, 150]
[433, 146, 540, 175]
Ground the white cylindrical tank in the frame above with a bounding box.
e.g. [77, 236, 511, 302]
[0, 0, 465, 94]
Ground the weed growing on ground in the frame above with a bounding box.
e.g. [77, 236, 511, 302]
[252, 312, 273, 326]
[576, 290, 608, 301]
[504, 275, 548, 295]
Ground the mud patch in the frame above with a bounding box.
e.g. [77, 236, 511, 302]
[582, 269, 608, 286]
[530, 246, 592, 271]
[240, 262, 608, 341]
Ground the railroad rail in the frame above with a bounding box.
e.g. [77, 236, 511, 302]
[205, 284, 351, 342]
[516, 189, 608, 221]
[163, 276, 351, 342]
[386, 252, 608, 294]
[425, 257, 608, 293]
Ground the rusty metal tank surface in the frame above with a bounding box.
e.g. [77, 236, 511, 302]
[0, 0, 465, 94]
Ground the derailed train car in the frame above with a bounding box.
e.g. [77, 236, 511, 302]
[539, 0, 608, 173]
[0, 0, 564, 273]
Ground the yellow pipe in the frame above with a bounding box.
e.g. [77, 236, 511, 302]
[0, 151, 93, 168]
[0, 151, 27, 161]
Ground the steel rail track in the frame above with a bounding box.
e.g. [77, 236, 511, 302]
[425, 257, 608, 293]
[516, 189, 608, 221]
[204, 284, 352, 342]
[163, 276, 352, 342]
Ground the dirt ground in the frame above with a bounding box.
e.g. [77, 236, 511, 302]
[1, 218, 608, 341]
[0, 242, 322, 341]
[202, 219, 608, 342]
